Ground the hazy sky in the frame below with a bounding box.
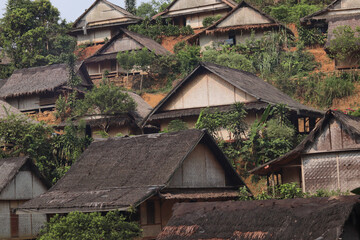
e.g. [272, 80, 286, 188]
[0, 0, 149, 22]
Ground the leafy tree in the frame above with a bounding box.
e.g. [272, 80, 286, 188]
[125, 0, 136, 14]
[0, 0, 76, 69]
[196, 103, 248, 168]
[133, 48, 156, 91]
[136, 2, 157, 18]
[62, 83, 138, 133]
[241, 104, 296, 172]
[117, 50, 137, 79]
[135, 0, 171, 18]
[76, 84, 136, 116]
[38, 211, 141, 240]
[0, 113, 91, 183]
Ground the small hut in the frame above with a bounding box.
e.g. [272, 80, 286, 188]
[252, 110, 360, 194]
[142, 62, 322, 138]
[18, 129, 247, 239]
[0, 63, 92, 112]
[0, 157, 50, 239]
[157, 196, 360, 240]
[68, 91, 153, 138]
[70, 0, 142, 45]
[301, 0, 360, 69]
[153, 0, 237, 29]
[188, 1, 292, 50]
[85, 28, 170, 83]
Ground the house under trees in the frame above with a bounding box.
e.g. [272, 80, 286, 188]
[18, 129, 247, 239]
[301, 0, 360, 69]
[252, 110, 360, 194]
[85, 28, 170, 85]
[0, 63, 92, 113]
[143, 62, 323, 138]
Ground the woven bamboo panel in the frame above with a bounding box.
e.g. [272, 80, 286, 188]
[303, 154, 338, 193]
[339, 152, 360, 192]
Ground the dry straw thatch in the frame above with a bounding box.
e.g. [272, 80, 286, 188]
[157, 196, 360, 240]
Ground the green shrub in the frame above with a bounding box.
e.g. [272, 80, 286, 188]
[168, 119, 188, 132]
[38, 211, 141, 240]
[276, 183, 304, 199]
[202, 15, 222, 28]
[298, 26, 327, 46]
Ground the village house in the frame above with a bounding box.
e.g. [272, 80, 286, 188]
[70, 0, 142, 45]
[0, 157, 50, 239]
[153, 0, 237, 29]
[18, 129, 247, 239]
[301, 0, 360, 69]
[252, 110, 360, 194]
[188, 1, 291, 50]
[142, 62, 322, 138]
[84, 28, 170, 84]
[66, 91, 153, 138]
[0, 63, 92, 113]
[157, 196, 360, 240]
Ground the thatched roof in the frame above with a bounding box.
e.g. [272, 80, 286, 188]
[188, 0, 291, 43]
[251, 110, 360, 175]
[18, 129, 245, 214]
[143, 62, 322, 126]
[157, 196, 360, 240]
[85, 28, 170, 63]
[0, 62, 92, 99]
[0, 99, 23, 118]
[0, 157, 50, 194]
[153, 0, 237, 19]
[71, 0, 142, 32]
[127, 91, 153, 122]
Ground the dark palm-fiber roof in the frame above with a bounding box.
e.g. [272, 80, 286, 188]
[0, 157, 50, 194]
[143, 62, 322, 126]
[157, 196, 360, 240]
[86, 28, 170, 63]
[19, 129, 245, 214]
[0, 62, 92, 99]
[251, 110, 360, 175]
[0, 99, 23, 118]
